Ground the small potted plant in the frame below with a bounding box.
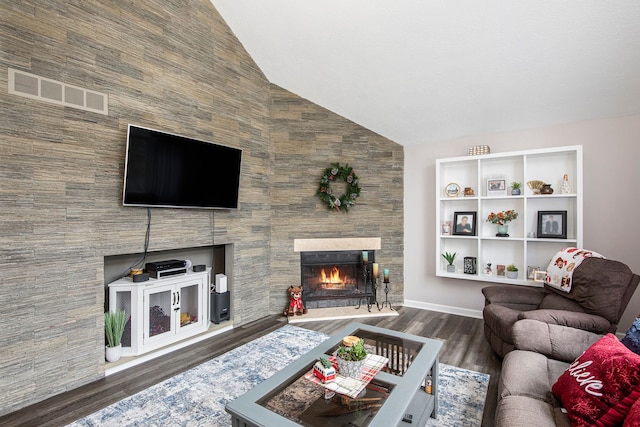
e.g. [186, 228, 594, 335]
[441, 251, 457, 273]
[105, 310, 127, 362]
[506, 264, 519, 279]
[511, 182, 522, 195]
[336, 336, 367, 378]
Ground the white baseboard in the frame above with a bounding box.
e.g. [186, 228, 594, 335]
[403, 299, 483, 319]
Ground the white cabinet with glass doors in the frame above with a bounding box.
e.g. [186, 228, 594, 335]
[108, 269, 210, 356]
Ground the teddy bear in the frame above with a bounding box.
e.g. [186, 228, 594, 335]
[283, 285, 308, 316]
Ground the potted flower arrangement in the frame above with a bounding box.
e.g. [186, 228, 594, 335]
[105, 310, 127, 362]
[441, 251, 457, 272]
[506, 264, 519, 279]
[336, 336, 368, 378]
[486, 210, 518, 237]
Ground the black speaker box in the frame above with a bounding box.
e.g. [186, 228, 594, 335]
[211, 291, 230, 324]
[193, 264, 206, 272]
[133, 273, 149, 282]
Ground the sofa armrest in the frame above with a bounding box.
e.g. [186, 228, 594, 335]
[517, 309, 612, 333]
[482, 285, 545, 306]
[512, 319, 602, 362]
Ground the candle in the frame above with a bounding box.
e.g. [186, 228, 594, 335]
[383, 268, 390, 283]
[362, 251, 368, 265]
[372, 263, 379, 278]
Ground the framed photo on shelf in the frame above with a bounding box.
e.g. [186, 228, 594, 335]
[534, 270, 547, 282]
[452, 211, 477, 236]
[527, 266, 540, 280]
[445, 182, 460, 197]
[496, 264, 506, 276]
[486, 175, 507, 197]
[441, 221, 452, 236]
[537, 210, 567, 239]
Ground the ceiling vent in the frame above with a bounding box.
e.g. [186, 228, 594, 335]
[8, 68, 108, 115]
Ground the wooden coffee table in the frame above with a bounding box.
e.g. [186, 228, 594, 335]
[226, 322, 442, 427]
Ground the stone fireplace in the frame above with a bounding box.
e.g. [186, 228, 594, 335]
[294, 237, 381, 309]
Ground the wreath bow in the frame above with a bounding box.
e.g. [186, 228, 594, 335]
[316, 163, 361, 212]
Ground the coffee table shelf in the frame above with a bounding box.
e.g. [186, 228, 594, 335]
[226, 323, 442, 427]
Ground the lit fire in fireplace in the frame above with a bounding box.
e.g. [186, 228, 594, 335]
[319, 267, 351, 288]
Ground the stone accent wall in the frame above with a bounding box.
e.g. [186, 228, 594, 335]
[269, 86, 404, 312]
[0, 0, 403, 416]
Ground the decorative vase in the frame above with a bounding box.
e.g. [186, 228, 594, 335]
[337, 357, 366, 378]
[496, 225, 509, 237]
[105, 344, 122, 363]
[540, 184, 554, 194]
[506, 271, 518, 279]
[446, 264, 455, 273]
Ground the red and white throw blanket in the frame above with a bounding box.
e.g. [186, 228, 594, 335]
[546, 247, 605, 293]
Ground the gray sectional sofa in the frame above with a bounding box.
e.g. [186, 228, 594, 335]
[495, 319, 602, 426]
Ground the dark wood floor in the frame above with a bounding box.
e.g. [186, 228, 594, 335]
[0, 307, 502, 427]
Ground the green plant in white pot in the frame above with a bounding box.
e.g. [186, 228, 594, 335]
[336, 336, 368, 378]
[105, 310, 127, 362]
[506, 264, 519, 279]
[441, 251, 457, 273]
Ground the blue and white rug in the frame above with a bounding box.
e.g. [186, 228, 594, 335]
[68, 325, 489, 427]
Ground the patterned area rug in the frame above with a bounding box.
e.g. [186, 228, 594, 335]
[68, 325, 489, 427]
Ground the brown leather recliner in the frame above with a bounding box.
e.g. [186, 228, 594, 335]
[482, 257, 640, 358]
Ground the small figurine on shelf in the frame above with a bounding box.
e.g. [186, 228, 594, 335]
[484, 261, 492, 276]
[561, 174, 571, 194]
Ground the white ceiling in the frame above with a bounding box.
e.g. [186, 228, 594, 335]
[210, 1, 640, 146]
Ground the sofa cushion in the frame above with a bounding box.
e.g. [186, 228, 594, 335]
[622, 317, 640, 355]
[552, 333, 640, 427]
[495, 395, 571, 427]
[500, 350, 568, 403]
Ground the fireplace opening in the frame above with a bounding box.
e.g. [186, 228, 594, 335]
[301, 250, 375, 308]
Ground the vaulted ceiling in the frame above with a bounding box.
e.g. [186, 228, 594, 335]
[210, 1, 640, 146]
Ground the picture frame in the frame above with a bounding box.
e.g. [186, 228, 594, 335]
[445, 182, 460, 197]
[534, 270, 547, 282]
[486, 175, 507, 197]
[537, 210, 567, 239]
[496, 264, 506, 276]
[441, 221, 452, 236]
[527, 266, 540, 280]
[452, 211, 477, 236]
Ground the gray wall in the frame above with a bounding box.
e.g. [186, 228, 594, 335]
[404, 114, 640, 329]
[0, 0, 404, 416]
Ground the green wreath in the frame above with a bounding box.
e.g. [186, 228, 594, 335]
[316, 163, 361, 212]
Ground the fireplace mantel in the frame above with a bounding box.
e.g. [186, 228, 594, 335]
[293, 237, 381, 252]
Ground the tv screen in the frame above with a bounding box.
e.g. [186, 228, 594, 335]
[123, 125, 242, 209]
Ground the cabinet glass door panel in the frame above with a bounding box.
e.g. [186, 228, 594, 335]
[114, 290, 132, 348]
[144, 286, 173, 342]
[178, 283, 201, 330]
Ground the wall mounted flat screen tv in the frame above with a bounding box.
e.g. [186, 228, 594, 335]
[123, 125, 242, 209]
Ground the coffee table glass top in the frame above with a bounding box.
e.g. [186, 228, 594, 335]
[255, 328, 426, 426]
[258, 360, 395, 427]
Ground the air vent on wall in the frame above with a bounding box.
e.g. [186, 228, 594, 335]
[7, 68, 108, 115]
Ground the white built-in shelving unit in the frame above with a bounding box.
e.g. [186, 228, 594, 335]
[435, 145, 583, 285]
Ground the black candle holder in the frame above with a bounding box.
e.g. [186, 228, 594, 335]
[378, 278, 393, 311]
[356, 263, 373, 312]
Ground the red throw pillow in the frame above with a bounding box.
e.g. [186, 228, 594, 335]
[624, 399, 640, 427]
[552, 334, 640, 427]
